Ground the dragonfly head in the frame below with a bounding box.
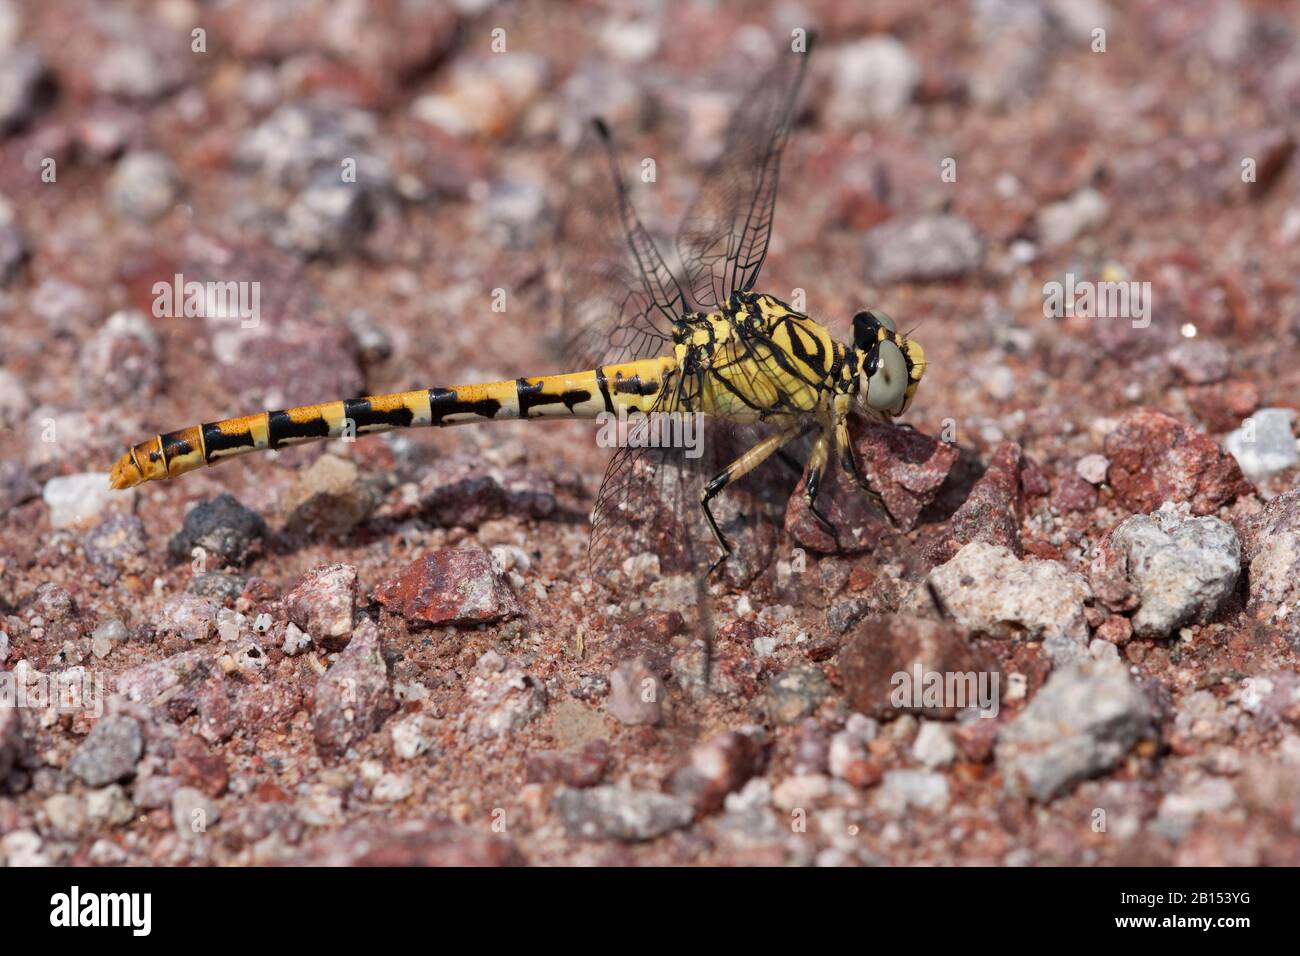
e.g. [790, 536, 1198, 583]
[852, 309, 925, 417]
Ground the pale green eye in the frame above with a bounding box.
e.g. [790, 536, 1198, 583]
[868, 310, 896, 334]
[865, 339, 908, 412]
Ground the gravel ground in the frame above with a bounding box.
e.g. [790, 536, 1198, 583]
[1, 0, 1300, 867]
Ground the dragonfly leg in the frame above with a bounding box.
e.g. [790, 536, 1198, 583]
[834, 410, 891, 523]
[701, 423, 805, 576]
[803, 429, 842, 550]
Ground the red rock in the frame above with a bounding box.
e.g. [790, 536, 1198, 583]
[1186, 380, 1261, 434]
[525, 740, 610, 788]
[311, 618, 396, 762]
[954, 721, 998, 763]
[417, 455, 556, 528]
[1051, 471, 1099, 513]
[233, 681, 305, 734]
[1103, 408, 1253, 515]
[167, 733, 229, 797]
[787, 418, 959, 553]
[926, 442, 1031, 564]
[115, 650, 216, 722]
[283, 563, 358, 651]
[665, 730, 767, 815]
[837, 615, 999, 719]
[374, 548, 522, 627]
[1096, 615, 1134, 645]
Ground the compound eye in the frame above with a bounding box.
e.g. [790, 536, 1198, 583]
[867, 309, 896, 333]
[865, 339, 908, 412]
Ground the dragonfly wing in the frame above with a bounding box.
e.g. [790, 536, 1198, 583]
[676, 36, 814, 310]
[558, 120, 687, 370]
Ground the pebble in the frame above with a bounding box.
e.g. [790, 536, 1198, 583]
[928, 543, 1092, 662]
[76, 310, 162, 404]
[666, 730, 765, 813]
[283, 563, 358, 651]
[863, 215, 983, 285]
[526, 740, 611, 789]
[912, 722, 957, 769]
[1225, 408, 1298, 481]
[837, 614, 996, 718]
[1075, 454, 1109, 485]
[83, 513, 147, 584]
[1035, 188, 1109, 248]
[34, 582, 74, 620]
[390, 714, 434, 760]
[1102, 510, 1241, 638]
[417, 455, 557, 527]
[171, 786, 220, 839]
[155, 594, 219, 642]
[764, 665, 833, 725]
[1154, 778, 1236, 842]
[466, 660, 546, 740]
[876, 770, 950, 813]
[606, 655, 663, 726]
[43, 793, 86, 837]
[115, 649, 214, 717]
[0, 46, 52, 133]
[1168, 339, 1231, 385]
[374, 548, 522, 626]
[67, 715, 143, 787]
[771, 773, 832, 811]
[280, 455, 375, 540]
[236, 103, 384, 189]
[85, 784, 135, 827]
[281, 623, 312, 656]
[311, 618, 395, 762]
[412, 54, 549, 141]
[1104, 408, 1252, 515]
[107, 151, 177, 221]
[168, 493, 268, 567]
[554, 785, 694, 842]
[1244, 490, 1300, 608]
[927, 441, 1030, 563]
[43, 473, 115, 529]
[280, 171, 383, 256]
[996, 661, 1151, 801]
[0, 458, 38, 515]
[827, 36, 921, 125]
[370, 772, 413, 803]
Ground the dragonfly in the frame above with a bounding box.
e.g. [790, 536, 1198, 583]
[109, 34, 926, 583]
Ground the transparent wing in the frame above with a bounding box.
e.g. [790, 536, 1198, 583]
[676, 36, 814, 310]
[558, 120, 687, 370]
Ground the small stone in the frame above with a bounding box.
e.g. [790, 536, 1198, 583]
[43, 473, 115, 529]
[391, 714, 434, 760]
[283, 563, 358, 651]
[43, 794, 86, 838]
[168, 733, 229, 797]
[371, 772, 412, 803]
[927, 441, 1029, 563]
[171, 786, 220, 839]
[281, 622, 311, 656]
[666, 730, 765, 813]
[412, 53, 548, 141]
[33, 582, 74, 620]
[0, 47, 53, 134]
[85, 784, 135, 827]
[1100, 510, 1241, 638]
[168, 493, 268, 567]
[280, 172, 383, 256]
[82, 513, 148, 585]
[280, 455, 375, 540]
[1225, 408, 1298, 481]
[1153, 778, 1236, 842]
[1075, 454, 1109, 485]
[1035, 188, 1109, 247]
[1244, 490, 1300, 612]
[606, 656, 663, 726]
[67, 715, 143, 787]
[827, 36, 921, 125]
[0, 459, 39, 514]
[374, 548, 522, 627]
[0, 700, 22, 779]
[764, 665, 833, 725]
[912, 722, 957, 769]
[877, 769, 949, 813]
[864, 215, 983, 285]
[187, 571, 248, 602]
[553, 785, 694, 842]
[77, 310, 162, 404]
[1103, 408, 1252, 515]
[417, 455, 557, 527]
[928, 542, 1092, 661]
[996, 661, 1152, 801]
[116, 649, 213, 717]
[155, 594, 219, 642]
[466, 660, 546, 740]
[108, 151, 177, 221]
[838, 615, 998, 719]
[311, 618, 395, 762]
[1168, 339, 1231, 385]
[525, 740, 611, 789]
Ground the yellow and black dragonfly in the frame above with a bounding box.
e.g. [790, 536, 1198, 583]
[110, 34, 926, 583]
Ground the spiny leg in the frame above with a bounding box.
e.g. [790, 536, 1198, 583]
[701, 423, 805, 576]
[803, 429, 842, 549]
[833, 403, 891, 522]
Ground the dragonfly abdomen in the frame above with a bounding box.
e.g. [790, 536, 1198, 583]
[108, 357, 678, 489]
